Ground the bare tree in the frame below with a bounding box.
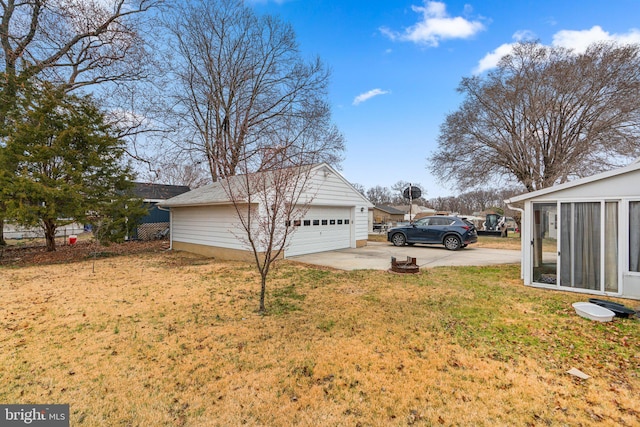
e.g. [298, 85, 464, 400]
[429, 41, 640, 193]
[164, 0, 344, 182]
[455, 189, 507, 214]
[138, 151, 211, 189]
[162, 0, 344, 312]
[366, 185, 393, 205]
[429, 187, 525, 215]
[1, 0, 161, 98]
[427, 196, 465, 214]
[219, 95, 342, 313]
[220, 163, 318, 313]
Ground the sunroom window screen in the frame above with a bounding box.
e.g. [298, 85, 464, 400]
[560, 202, 600, 290]
[604, 202, 618, 292]
[630, 202, 640, 272]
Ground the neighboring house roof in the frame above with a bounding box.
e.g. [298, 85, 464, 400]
[374, 205, 405, 215]
[160, 163, 373, 208]
[505, 160, 640, 204]
[133, 182, 191, 202]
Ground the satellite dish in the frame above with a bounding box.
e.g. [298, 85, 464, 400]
[403, 186, 422, 200]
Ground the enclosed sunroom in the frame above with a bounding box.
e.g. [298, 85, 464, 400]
[506, 161, 640, 300]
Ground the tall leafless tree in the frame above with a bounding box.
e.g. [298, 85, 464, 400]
[0, 0, 163, 245]
[164, 0, 344, 182]
[163, 0, 344, 313]
[429, 41, 640, 193]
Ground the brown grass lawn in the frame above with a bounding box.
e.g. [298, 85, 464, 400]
[1, 246, 639, 426]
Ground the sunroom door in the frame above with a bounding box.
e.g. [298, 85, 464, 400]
[558, 202, 618, 292]
[532, 203, 558, 285]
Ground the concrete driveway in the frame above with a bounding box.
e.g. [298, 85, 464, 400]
[288, 241, 522, 271]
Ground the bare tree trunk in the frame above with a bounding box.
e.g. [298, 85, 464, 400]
[259, 274, 267, 314]
[0, 215, 5, 246]
[43, 219, 57, 252]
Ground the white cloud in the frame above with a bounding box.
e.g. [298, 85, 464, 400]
[474, 26, 640, 74]
[473, 31, 538, 74]
[552, 25, 640, 52]
[105, 108, 148, 130]
[473, 42, 517, 74]
[513, 30, 536, 42]
[380, 1, 485, 47]
[353, 89, 390, 106]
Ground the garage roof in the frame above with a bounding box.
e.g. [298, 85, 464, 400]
[159, 163, 371, 208]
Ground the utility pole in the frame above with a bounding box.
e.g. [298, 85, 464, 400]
[409, 183, 413, 222]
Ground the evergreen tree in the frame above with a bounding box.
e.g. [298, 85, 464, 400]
[0, 83, 144, 251]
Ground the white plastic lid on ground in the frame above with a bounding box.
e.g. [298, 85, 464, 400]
[572, 302, 615, 322]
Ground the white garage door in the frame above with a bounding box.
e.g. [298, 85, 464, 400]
[285, 207, 352, 257]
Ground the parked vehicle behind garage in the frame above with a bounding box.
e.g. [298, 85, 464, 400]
[387, 216, 478, 251]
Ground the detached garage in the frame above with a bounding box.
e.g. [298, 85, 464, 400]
[160, 163, 373, 260]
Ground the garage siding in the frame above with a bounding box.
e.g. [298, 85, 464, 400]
[354, 208, 369, 241]
[165, 163, 374, 259]
[300, 169, 371, 245]
[311, 173, 364, 204]
[171, 205, 247, 251]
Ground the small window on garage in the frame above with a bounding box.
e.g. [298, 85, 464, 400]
[313, 219, 320, 225]
[322, 219, 328, 225]
[294, 220, 301, 226]
[345, 219, 350, 224]
[285, 220, 291, 227]
[304, 220, 311, 226]
[330, 219, 336, 225]
[337, 219, 343, 225]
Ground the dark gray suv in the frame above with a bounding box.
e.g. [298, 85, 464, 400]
[387, 216, 478, 251]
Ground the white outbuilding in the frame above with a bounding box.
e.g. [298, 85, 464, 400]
[159, 163, 373, 260]
[506, 160, 640, 300]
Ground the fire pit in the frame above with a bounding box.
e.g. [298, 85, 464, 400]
[390, 256, 420, 274]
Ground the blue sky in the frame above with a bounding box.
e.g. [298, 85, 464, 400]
[250, 0, 640, 198]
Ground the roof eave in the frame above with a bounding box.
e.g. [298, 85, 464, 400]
[505, 161, 640, 204]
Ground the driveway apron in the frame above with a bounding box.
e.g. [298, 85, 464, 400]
[288, 241, 522, 271]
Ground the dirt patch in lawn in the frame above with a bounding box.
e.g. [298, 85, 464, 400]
[0, 239, 166, 266]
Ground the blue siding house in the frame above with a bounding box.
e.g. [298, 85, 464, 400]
[132, 182, 191, 240]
